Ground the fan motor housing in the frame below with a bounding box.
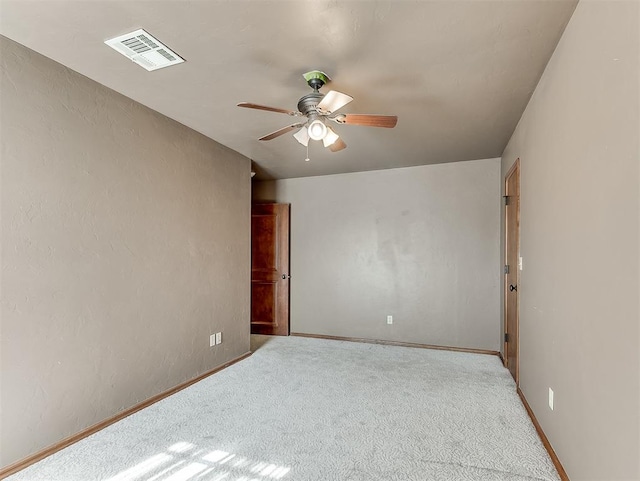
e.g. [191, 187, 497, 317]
[297, 92, 324, 116]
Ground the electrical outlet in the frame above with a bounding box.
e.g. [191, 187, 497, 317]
[387, 315, 393, 325]
[209, 334, 216, 347]
[215, 332, 222, 345]
[548, 388, 554, 410]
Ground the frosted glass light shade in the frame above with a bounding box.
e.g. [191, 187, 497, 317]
[322, 127, 339, 147]
[308, 119, 328, 140]
[293, 127, 309, 146]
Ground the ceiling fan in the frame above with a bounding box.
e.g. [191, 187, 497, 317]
[237, 71, 398, 153]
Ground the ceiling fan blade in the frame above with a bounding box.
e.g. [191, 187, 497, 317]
[329, 137, 347, 152]
[259, 123, 305, 141]
[316, 90, 354, 115]
[238, 102, 300, 116]
[332, 114, 398, 128]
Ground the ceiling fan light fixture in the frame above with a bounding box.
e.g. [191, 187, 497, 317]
[293, 127, 310, 147]
[308, 119, 327, 141]
[322, 127, 339, 147]
[238, 70, 398, 155]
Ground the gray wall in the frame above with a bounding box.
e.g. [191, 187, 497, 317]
[254, 158, 502, 351]
[501, 1, 639, 479]
[0, 37, 251, 467]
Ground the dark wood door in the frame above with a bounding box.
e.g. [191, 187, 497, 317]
[505, 159, 520, 383]
[251, 203, 290, 336]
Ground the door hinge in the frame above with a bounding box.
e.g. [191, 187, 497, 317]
[503, 195, 510, 205]
[504, 333, 509, 343]
[504, 264, 510, 274]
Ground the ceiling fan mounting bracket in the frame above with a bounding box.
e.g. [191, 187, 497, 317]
[307, 77, 325, 92]
[302, 70, 330, 92]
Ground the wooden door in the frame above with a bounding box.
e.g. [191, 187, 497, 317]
[251, 203, 290, 336]
[504, 160, 520, 383]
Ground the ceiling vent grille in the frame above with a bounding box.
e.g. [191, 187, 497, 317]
[104, 29, 184, 71]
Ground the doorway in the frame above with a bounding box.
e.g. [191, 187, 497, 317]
[504, 159, 520, 384]
[251, 203, 290, 336]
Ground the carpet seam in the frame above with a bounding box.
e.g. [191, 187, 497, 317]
[422, 458, 558, 481]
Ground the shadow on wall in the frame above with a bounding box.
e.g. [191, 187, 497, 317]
[250, 161, 279, 183]
[251, 179, 278, 203]
[250, 334, 276, 352]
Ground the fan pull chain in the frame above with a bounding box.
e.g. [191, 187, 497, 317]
[305, 142, 310, 162]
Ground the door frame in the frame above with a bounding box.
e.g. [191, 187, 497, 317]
[504, 158, 520, 384]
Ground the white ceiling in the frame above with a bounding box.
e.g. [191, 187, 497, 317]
[0, 0, 577, 179]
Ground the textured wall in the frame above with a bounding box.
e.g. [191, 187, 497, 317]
[253, 159, 501, 351]
[0, 37, 251, 466]
[501, 1, 640, 479]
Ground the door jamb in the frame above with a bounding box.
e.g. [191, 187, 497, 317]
[504, 158, 520, 384]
